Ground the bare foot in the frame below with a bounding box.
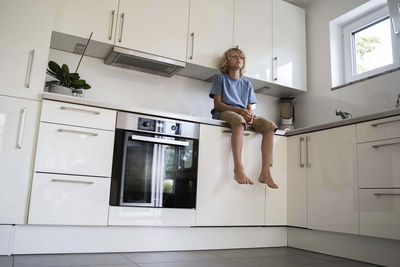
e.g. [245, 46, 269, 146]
[258, 169, 278, 189]
[234, 170, 254, 185]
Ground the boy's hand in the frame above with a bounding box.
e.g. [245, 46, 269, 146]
[238, 109, 254, 124]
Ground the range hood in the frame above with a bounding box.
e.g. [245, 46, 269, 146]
[104, 46, 186, 77]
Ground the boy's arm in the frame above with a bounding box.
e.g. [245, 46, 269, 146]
[214, 95, 253, 122]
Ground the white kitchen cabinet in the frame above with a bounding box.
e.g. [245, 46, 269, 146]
[196, 124, 266, 226]
[287, 134, 308, 228]
[187, 0, 234, 69]
[116, 0, 189, 61]
[0, 0, 55, 100]
[307, 125, 359, 235]
[53, 0, 118, 45]
[266, 135, 287, 225]
[356, 115, 400, 143]
[28, 173, 110, 226]
[234, 0, 273, 82]
[272, 0, 307, 91]
[0, 95, 40, 224]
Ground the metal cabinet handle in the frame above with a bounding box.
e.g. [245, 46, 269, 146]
[306, 136, 311, 168]
[109, 10, 115, 40]
[58, 129, 98, 136]
[371, 118, 400, 127]
[118, 13, 125, 43]
[392, 16, 399, 35]
[374, 193, 400, 196]
[131, 134, 189, 146]
[189, 32, 195, 60]
[51, 179, 94, 185]
[372, 141, 400, 148]
[222, 130, 250, 136]
[25, 49, 35, 88]
[16, 108, 27, 149]
[60, 106, 100, 115]
[299, 137, 305, 167]
[273, 57, 278, 81]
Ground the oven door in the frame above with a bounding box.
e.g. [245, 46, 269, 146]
[120, 131, 197, 209]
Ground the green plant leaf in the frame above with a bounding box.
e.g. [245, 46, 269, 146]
[48, 61, 61, 73]
[61, 64, 70, 87]
[69, 73, 80, 80]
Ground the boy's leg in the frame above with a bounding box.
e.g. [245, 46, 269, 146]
[251, 116, 278, 189]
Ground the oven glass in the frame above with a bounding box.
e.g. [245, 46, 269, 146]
[120, 131, 197, 209]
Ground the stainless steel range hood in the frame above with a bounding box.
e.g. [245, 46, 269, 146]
[104, 46, 186, 77]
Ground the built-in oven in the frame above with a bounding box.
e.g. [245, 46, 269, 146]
[110, 112, 199, 209]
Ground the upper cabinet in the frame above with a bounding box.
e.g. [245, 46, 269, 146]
[272, 0, 307, 91]
[234, 0, 273, 82]
[53, 0, 118, 44]
[0, 0, 55, 100]
[187, 0, 234, 69]
[116, 0, 189, 61]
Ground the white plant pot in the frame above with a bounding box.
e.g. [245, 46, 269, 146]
[48, 84, 84, 97]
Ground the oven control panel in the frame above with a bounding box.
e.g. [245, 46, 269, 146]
[138, 117, 181, 135]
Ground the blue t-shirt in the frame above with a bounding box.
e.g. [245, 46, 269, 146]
[209, 74, 257, 119]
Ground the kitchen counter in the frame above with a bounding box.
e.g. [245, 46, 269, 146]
[286, 108, 400, 136]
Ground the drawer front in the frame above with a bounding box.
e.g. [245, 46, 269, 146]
[35, 123, 115, 177]
[28, 173, 110, 226]
[41, 100, 116, 130]
[357, 115, 400, 143]
[359, 189, 400, 240]
[358, 138, 400, 188]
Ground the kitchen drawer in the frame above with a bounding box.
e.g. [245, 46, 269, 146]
[359, 189, 400, 240]
[357, 115, 400, 143]
[35, 122, 115, 177]
[358, 138, 400, 188]
[28, 173, 110, 226]
[41, 100, 116, 130]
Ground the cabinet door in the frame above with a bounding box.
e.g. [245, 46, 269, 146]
[0, 95, 40, 224]
[187, 0, 234, 68]
[116, 0, 189, 61]
[266, 136, 287, 225]
[307, 125, 359, 234]
[196, 125, 265, 226]
[234, 0, 273, 82]
[272, 0, 306, 91]
[287, 135, 308, 228]
[0, 0, 55, 100]
[53, 0, 118, 44]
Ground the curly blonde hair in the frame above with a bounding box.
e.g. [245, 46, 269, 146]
[220, 47, 246, 77]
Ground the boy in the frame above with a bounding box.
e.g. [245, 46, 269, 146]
[209, 47, 278, 189]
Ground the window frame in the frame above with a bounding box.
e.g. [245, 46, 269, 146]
[342, 5, 400, 83]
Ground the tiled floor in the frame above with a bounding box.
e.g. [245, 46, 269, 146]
[0, 247, 380, 267]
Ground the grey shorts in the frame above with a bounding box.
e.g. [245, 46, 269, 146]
[219, 111, 278, 134]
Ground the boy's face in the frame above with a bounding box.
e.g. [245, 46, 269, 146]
[228, 51, 244, 71]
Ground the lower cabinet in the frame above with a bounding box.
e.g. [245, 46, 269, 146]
[28, 173, 110, 226]
[0, 95, 40, 224]
[196, 124, 266, 226]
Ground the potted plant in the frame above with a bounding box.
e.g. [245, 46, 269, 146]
[45, 61, 91, 97]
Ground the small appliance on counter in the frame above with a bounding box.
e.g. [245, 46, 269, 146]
[278, 97, 295, 131]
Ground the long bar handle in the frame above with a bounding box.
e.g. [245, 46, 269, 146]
[372, 141, 400, 148]
[109, 10, 115, 40]
[306, 136, 311, 168]
[16, 108, 27, 149]
[299, 137, 305, 168]
[131, 134, 189, 146]
[273, 57, 278, 81]
[374, 193, 400, 196]
[52, 179, 93, 185]
[189, 32, 195, 60]
[222, 130, 250, 136]
[25, 49, 35, 88]
[58, 128, 98, 136]
[118, 13, 125, 43]
[371, 118, 400, 127]
[60, 106, 100, 115]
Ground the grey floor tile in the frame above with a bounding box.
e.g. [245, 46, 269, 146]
[208, 247, 298, 259]
[14, 253, 132, 267]
[0, 256, 13, 267]
[61, 265, 139, 267]
[308, 260, 381, 267]
[288, 248, 350, 262]
[236, 253, 332, 267]
[138, 258, 248, 267]
[123, 251, 220, 264]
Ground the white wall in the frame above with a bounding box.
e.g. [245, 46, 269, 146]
[47, 49, 280, 122]
[295, 0, 400, 128]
